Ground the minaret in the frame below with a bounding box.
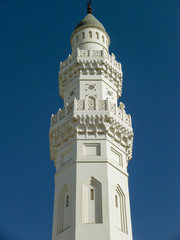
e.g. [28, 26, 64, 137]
[49, 3, 134, 240]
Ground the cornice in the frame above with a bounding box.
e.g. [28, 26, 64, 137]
[59, 49, 122, 98]
[49, 100, 133, 161]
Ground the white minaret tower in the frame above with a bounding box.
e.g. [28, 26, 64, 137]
[49, 3, 134, 240]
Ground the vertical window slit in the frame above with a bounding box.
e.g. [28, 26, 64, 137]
[90, 189, 94, 200]
[115, 195, 118, 207]
[102, 35, 105, 42]
[66, 195, 69, 207]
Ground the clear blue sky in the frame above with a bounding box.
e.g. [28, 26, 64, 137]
[0, 0, 180, 240]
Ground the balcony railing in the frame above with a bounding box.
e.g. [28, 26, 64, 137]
[51, 98, 131, 128]
[60, 49, 121, 71]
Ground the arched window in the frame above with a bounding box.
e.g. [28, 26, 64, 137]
[102, 35, 105, 43]
[90, 189, 94, 200]
[89, 31, 92, 38]
[57, 185, 71, 233]
[82, 32, 85, 39]
[76, 35, 79, 43]
[82, 177, 102, 223]
[66, 195, 69, 207]
[88, 96, 96, 110]
[96, 32, 99, 39]
[114, 185, 128, 234]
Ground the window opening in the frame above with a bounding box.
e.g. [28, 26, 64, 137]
[76, 35, 79, 43]
[96, 32, 99, 39]
[89, 31, 92, 38]
[115, 195, 118, 207]
[82, 32, 85, 39]
[102, 35, 105, 42]
[90, 189, 94, 200]
[66, 195, 69, 207]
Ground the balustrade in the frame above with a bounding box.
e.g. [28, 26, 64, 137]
[60, 49, 121, 71]
[51, 98, 131, 127]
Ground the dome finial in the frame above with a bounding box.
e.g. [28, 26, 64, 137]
[87, 0, 92, 14]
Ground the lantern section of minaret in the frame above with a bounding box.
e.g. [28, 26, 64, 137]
[49, 8, 134, 240]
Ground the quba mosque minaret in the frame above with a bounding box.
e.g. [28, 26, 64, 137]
[49, 2, 134, 240]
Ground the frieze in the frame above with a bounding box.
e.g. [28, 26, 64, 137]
[49, 113, 133, 161]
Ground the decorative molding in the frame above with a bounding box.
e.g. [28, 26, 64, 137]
[59, 49, 122, 98]
[49, 111, 133, 161]
[82, 177, 102, 223]
[51, 99, 131, 128]
[113, 184, 128, 234]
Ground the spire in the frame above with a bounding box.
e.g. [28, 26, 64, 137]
[87, 0, 92, 14]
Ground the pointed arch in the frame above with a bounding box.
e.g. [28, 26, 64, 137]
[88, 96, 96, 110]
[82, 177, 102, 223]
[113, 184, 128, 234]
[57, 184, 71, 233]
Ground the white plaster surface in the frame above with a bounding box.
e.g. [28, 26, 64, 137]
[49, 13, 134, 240]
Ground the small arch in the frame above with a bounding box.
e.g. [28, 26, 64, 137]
[82, 177, 102, 223]
[57, 185, 71, 233]
[89, 31, 92, 38]
[76, 35, 79, 43]
[87, 96, 96, 110]
[113, 184, 128, 234]
[96, 32, 99, 39]
[82, 32, 85, 39]
[102, 35, 105, 43]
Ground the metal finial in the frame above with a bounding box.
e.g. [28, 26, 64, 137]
[87, 0, 92, 14]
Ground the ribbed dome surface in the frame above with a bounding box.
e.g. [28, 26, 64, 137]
[75, 13, 106, 32]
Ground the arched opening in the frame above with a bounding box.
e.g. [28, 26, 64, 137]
[82, 177, 102, 223]
[82, 32, 85, 39]
[57, 185, 71, 233]
[114, 185, 128, 234]
[88, 96, 96, 110]
[102, 35, 105, 43]
[76, 35, 79, 43]
[89, 31, 92, 38]
[96, 32, 99, 39]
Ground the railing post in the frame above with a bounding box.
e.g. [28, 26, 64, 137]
[74, 98, 77, 111]
[106, 98, 109, 110]
[85, 98, 88, 111]
[95, 98, 98, 110]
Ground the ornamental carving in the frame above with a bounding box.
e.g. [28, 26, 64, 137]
[59, 49, 123, 99]
[49, 113, 133, 161]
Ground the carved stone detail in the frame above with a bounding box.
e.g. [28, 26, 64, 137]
[51, 99, 132, 128]
[59, 49, 122, 98]
[85, 84, 96, 91]
[49, 113, 133, 161]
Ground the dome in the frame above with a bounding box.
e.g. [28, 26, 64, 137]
[70, 13, 110, 53]
[74, 13, 106, 33]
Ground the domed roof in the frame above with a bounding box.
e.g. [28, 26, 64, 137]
[75, 13, 106, 32]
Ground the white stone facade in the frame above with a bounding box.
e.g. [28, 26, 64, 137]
[49, 13, 134, 240]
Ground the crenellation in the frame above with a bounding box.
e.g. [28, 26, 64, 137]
[50, 98, 132, 128]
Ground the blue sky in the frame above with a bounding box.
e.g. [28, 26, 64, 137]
[0, 0, 180, 240]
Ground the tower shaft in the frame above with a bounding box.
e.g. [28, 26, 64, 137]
[49, 12, 134, 240]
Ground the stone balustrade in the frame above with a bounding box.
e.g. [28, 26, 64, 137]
[60, 49, 121, 71]
[51, 98, 131, 128]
